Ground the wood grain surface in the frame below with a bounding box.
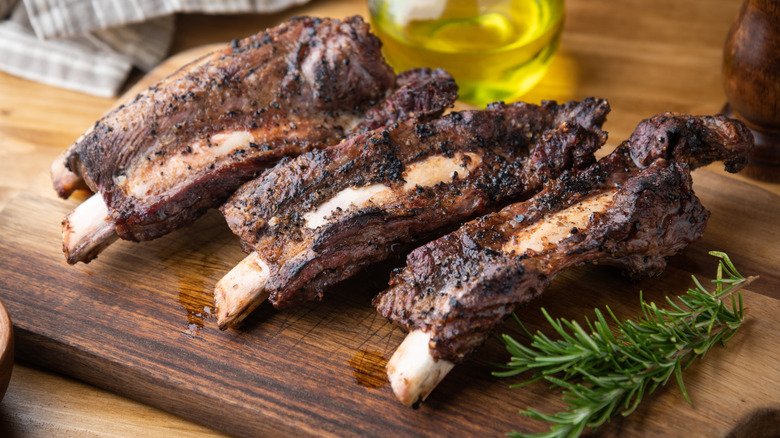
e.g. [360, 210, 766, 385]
[2, 38, 780, 438]
[0, 169, 778, 437]
[0, 166, 780, 436]
[0, 0, 779, 436]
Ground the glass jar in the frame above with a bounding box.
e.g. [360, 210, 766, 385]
[368, 0, 565, 107]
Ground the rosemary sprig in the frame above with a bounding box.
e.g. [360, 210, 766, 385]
[494, 251, 754, 438]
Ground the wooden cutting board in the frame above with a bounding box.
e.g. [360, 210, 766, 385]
[0, 47, 778, 437]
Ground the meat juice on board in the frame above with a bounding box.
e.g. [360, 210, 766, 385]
[368, 0, 565, 107]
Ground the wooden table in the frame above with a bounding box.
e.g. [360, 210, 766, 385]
[0, 0, 777, 436]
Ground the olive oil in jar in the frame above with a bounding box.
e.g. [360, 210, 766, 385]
[368, 0, 565, 107]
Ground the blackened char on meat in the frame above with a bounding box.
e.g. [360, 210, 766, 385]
[358, 68, 459, 133]
[52, 16, 457, 242]
[219, 98, 611, 318]
[373, 113, 753, 363]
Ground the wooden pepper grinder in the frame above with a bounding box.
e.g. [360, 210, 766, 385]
[722, 0, 780, 182]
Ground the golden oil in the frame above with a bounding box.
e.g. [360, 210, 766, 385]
[368, 0, 565, 107]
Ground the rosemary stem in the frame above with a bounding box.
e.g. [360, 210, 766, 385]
[496, 252, 750, 438]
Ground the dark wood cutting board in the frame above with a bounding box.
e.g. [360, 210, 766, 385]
[0, 48, 778, 437]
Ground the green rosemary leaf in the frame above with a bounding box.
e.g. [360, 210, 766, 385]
[674, 360, 692, 404]
[710, 251, 738, 278]
[495, 252, 755, 438]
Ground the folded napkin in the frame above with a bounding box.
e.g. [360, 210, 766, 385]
[0, 0, 308, 97]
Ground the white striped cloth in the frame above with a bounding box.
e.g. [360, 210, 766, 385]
[0, 0, 308, 96]
[24, 0, 309, 40]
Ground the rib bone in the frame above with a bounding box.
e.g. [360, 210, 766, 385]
[62, 194, 118, 264]
[214, 252, 271, 329]
[387, 329, 454, 408]
[51, 144, 88, 198]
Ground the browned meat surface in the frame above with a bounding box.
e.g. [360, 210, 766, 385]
[373, 113, 753, 363]
[217, 98, 610, 326]
[52, 16, 457, 243]
[356, 68, 459, 133]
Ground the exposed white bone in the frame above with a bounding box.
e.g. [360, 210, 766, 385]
[387, 329, 454, 407]
[214, 251, 271, 330]
[503, 190, 616, 255]
[50, 148, 87, 198]
[211, 131, 256, 156]
[400, 153, 480, 191]
[303, 152, 482, 229]
[124, 131, 261, 198]
[62, 193, 118, 264]
[303, 183, 387, 229]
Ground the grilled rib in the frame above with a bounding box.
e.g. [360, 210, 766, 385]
[216, 98, 611, 329]
[372, 113, 753, 406]
[52, 16, 458, 264]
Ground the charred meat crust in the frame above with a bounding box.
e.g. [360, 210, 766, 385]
[628, 112, 753, 172]
[55, 16, 457, 242]
[354, 68, 458, 133]
[372, 113, 753, 363]
[221, 98, 611, 309]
